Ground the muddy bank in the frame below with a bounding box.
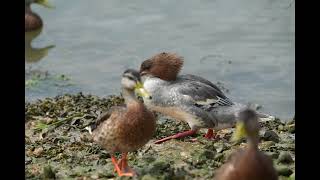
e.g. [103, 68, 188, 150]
[25, 93, 295, 180]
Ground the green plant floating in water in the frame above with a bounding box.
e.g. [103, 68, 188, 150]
[25, 73, 74, 89]
[25, 79, 40, 88]
[54, 74, 71, 81]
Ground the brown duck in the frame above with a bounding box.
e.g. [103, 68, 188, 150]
[214, 109, 278, 180]
[86, 69, 156, 177]
[25, 0, 53, 32]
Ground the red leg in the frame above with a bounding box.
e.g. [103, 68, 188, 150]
[155, 130, 197, 144]
[111, 154, 135, 177]
[120, 153, 135, 174]
[203, 129, 219, 140]
[113, 158, 123, 172]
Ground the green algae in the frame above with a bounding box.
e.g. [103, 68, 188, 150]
[25, 69, 74, 89]
[25, 93, 295, 179]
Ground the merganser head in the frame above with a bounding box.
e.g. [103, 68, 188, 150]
[140, 52, 184, 81]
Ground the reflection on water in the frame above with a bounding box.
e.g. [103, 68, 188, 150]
[25, 28, 55, 63]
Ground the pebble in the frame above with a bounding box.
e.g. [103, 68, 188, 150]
[263, 130, 280, 143]
[278, 125, 284, 131]
[90, 174, 99, 179]
[33, 147, 44, 157]
[276, 165, 293, 177]
[278, 151, 294, 164]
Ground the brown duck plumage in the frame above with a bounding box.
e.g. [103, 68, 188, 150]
[25, 6, 43, 32]
[215, 109, 278, 180]
[92, 102, 155, 154]
[89, 69, 156, 177]
[25, 0, 53, 32]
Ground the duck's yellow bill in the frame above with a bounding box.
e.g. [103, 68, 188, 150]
[231, 121, 247, 142]
[36, 0, 55, 9]
[135, 82, 151, 99]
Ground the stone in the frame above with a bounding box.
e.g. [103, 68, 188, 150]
[278, 151, 294, 164]
[263, 130, 280, 143]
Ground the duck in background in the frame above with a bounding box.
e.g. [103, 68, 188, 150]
[214, 108, 278, 180]
[86, 69, 156, 177]
[25, 0, 53, 32]
[139, 52, 274, 144]
[25, 0, 55, 63]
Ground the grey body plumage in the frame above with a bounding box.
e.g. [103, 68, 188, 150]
[141, 74, 266, 131]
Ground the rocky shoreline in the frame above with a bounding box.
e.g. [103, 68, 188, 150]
[25, 93, 295, 180]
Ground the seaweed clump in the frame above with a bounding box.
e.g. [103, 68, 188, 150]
[25, 93, 295, 179]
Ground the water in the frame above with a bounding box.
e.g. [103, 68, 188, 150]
[25, 0, 295, 120]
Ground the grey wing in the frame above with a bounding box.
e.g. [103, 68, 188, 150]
[180, 74, 225, 95]
[174, 79, 233, 110]
[90, 105, 126, 131]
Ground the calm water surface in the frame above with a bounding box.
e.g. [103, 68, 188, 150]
[25, 0, 295, 120]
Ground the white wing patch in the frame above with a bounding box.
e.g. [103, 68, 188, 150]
[196, 98, 218, 105]
[195, 96, 233, 106]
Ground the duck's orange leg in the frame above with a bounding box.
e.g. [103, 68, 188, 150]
[154, 130, 197, 144]
[120, 153, 136, 175]
[203, 129, 219, 140]
[113, 159, 122, 173]
[111, 154, 135, 177]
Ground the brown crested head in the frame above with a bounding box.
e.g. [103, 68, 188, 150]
[140, 52, 184, 81]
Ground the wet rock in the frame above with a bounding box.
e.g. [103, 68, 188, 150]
[276, 165, 293, 177]
[263, 130, 280, 143]
[278, 152, 294, 164]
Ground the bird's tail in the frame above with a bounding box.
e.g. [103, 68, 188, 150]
[246, 102, 276, 121]
[256, 111, 275, 121]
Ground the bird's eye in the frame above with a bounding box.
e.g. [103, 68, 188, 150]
[128, 76, 134, 81]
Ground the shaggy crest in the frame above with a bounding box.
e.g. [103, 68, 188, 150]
[140, 52, 184, 81]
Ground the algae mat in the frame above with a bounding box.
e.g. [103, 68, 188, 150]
[25, 93, 295, 180]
